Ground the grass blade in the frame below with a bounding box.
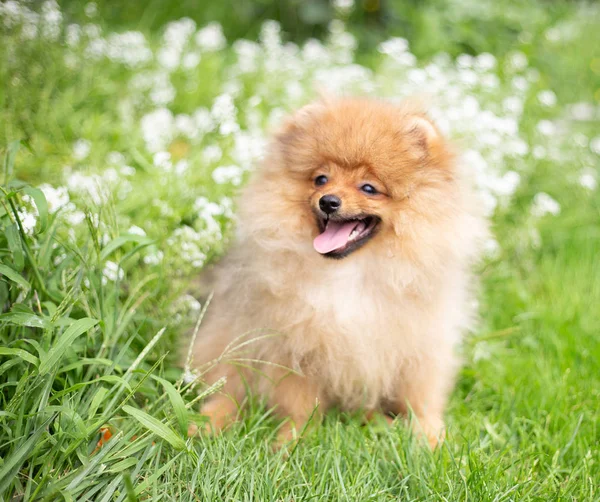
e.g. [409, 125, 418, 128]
[0, 263, 31, 291]
[0, 413, 55, 495]
[0, 347, 39, 366]
[122, 405, 186, 451]
[150, 375, 189, 437]
[39, 317, 99, 375]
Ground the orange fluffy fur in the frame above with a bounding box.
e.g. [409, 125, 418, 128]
[188, 97, 487, 448]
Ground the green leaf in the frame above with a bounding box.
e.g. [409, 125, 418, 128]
[0, 347, 39, 366]
[0, 263, 30, 291]
[150, 375, 189, 437]
[23, 186, 49, 233]
[105, 457, 138, 474]
[100, 234, 153, 261]
[122, 405, 187, 450]
[5, 224, 24, 271]
[3, 140, 20, 183]
[0, 413, 54, 494]
[0, 312, 50, 329]
[39, 318, 99, 375]
[88, 387, 109, 420]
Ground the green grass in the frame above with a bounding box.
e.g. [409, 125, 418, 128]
[1, 1, 599, 500]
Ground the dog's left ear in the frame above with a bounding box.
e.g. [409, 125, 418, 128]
[404, 115, 439, 154]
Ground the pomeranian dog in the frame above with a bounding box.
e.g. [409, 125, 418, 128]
[188, 97, 486, 448]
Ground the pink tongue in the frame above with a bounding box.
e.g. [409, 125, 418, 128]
[313, 220, 360, 254]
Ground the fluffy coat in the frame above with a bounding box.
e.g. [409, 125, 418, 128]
[188, 97, 487, 447]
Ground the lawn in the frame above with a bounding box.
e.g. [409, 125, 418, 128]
[1, 0, 599, 500]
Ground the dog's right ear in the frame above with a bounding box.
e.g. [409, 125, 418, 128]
[275, 100, 327, 146]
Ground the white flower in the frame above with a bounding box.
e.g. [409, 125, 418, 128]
[41, 1, 62, 42]
[212, 165, 243, 186]
[102, 261, 124, 284]
[502, 96, 524, 116]
[511, 76, 529, 92]
[507, 51, 528, 71]
[174, 159, 190, 175]
[193, 107, 214, 134]
[66, 24, 81, 47]
[456, 54, 474, 69]
[475, 53, 496, 71]
[531, 192, 560, 217]
[493, 171, 521, 198]
[578, 170, 597, 191]
[153, 151, 172, 170]
[333, 0, 355, 13]
[175, 114, 197, 139]
[378, 37, 409, 56]
[203, 145, 222, 163]
[128, 225, 146, 236]
[120, 165, 136, 176]
[105, 31, 152, 68]
[39, 184, 70, 213]
[143, 249, 164, 265]
[195, 22, 226, 52]
[536, 120, 555, 136]
[537, 90, 557, 107]
[73, 139, 91, 160]
[66, 171, 114, 205]
[157, 46, 181, 70]
[182, 51, 201, 69]
[568, 102, 595, 122]
[18, 196, 38, 235]
[141, 108, 174, 153]
[106, 151, 125, 165]
[176, 294, 202, 313]
[65, 209, 86, 226]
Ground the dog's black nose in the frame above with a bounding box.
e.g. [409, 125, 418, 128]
[319, 194, 341, 214]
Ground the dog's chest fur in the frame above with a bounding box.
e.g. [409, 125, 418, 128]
[284, 259, 421, 408]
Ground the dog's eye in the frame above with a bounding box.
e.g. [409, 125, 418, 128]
[361, 184, 377, 195]
[315, 175, 328, 186]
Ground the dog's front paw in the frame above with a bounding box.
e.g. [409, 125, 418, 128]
[188, 395, 239, 437]
[412, 415, 445, 449]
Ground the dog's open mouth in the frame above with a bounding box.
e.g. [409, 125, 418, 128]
[313, 215, 380, 258]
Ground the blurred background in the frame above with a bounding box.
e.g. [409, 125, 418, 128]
[56, 0, 599, 101]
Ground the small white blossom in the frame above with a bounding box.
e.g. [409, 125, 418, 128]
[578, 170, 597, 191]
[128, 225, 146, 236]
[174, 159, 190, 175]
[212, 165, 244, 186]
[182, 51, 201, 69]
[195, 22, 226, 52]
[141, 108, 174, 153]
[333, 0, 355, 13]
[143, 249, 164, 265]
[153, 151, 172, 170]
[106, 151, 125, 165]
[537, 90, 557, 107]
[531, 192, 560, 217]
[39, 184, 70, 213]
[102, 260, 124, 284]
[536, 120, 556, 136]
[73, 139, 91, 160]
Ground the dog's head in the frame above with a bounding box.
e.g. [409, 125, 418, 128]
[253, 97, 457, 260]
